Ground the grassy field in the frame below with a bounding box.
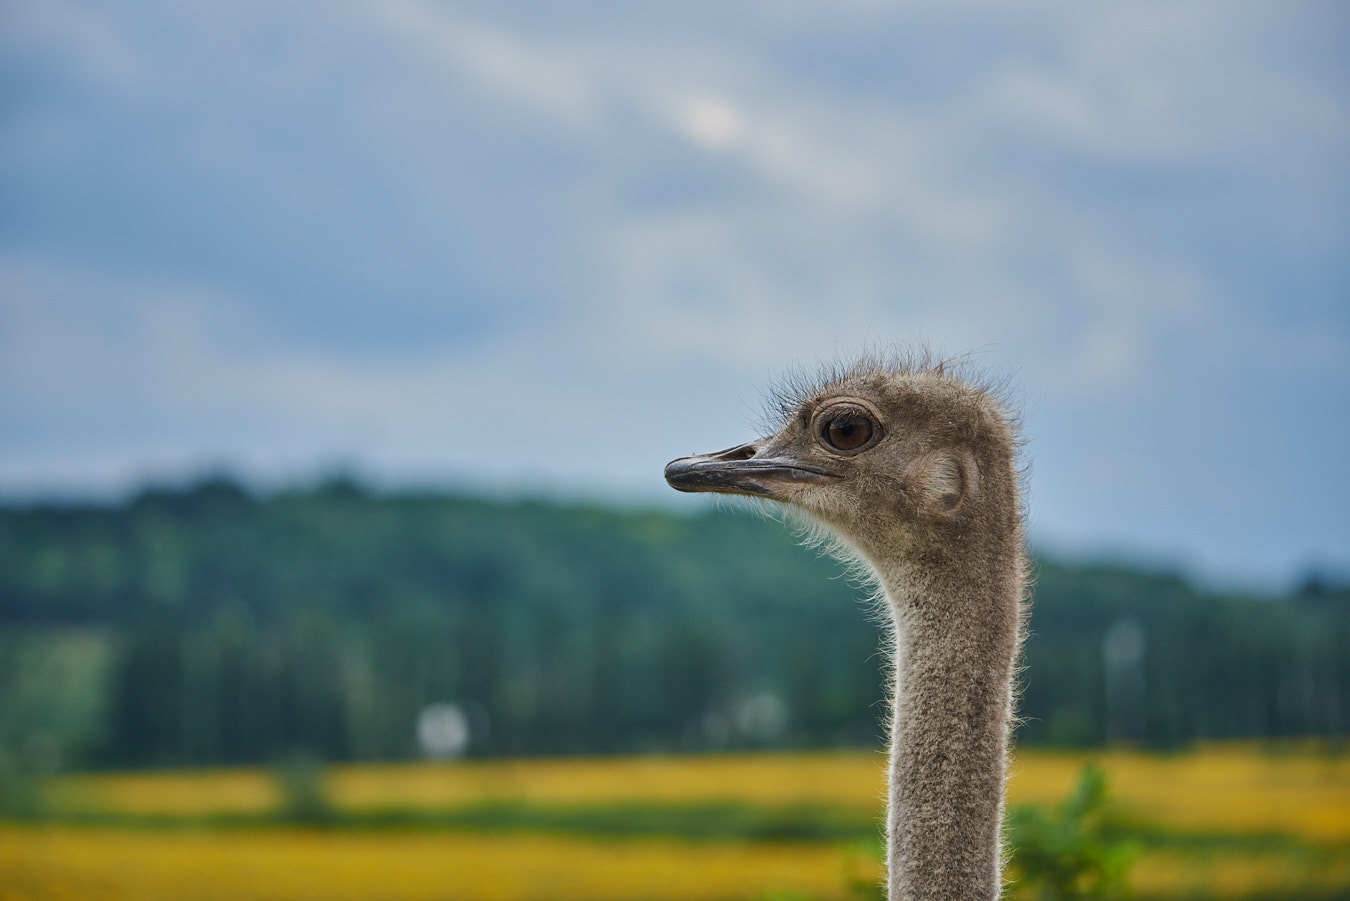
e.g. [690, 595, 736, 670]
[4, 743, 1349, 900]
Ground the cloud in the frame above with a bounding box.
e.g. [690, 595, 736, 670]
[677, 97, 745, 151]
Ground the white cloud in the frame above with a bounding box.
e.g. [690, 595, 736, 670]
[677, 96, 745, 151]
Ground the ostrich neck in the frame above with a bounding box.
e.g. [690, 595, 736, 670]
[875, 549, 1021, 901]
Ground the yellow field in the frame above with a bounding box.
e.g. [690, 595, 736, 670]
[0, 829, 880, 901]
[10, 743, 1350, 900]
[5, 825, 1350, 901]
[49, 743, 1350, 842]
[1007, 744, 1350, 842]
[5, 827, 1348, 901]
[1130, 850, 1350, 900]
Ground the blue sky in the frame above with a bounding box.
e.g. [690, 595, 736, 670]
[2, 1, 1347, 587]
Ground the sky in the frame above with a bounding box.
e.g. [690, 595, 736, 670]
[2, 1, 1347, 588]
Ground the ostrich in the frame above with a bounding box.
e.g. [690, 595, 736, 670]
[665, 354, 1026, 900]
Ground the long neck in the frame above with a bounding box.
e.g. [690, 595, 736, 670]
[875, 545, 1022, 900]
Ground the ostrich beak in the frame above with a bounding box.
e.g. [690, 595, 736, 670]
[664, 442, 836, 497]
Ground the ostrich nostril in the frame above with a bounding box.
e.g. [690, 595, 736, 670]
[721, 444, 758, 462]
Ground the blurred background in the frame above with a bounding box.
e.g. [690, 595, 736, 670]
[2, 1, 1347, 899]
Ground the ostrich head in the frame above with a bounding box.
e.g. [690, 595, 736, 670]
[664, 357, 1019, 565]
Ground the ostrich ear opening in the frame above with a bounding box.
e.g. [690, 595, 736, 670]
[916, 449, 979, 516]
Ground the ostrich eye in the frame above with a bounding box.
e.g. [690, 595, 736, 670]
[822, 412, 874, 451]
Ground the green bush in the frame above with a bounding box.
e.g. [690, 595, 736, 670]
[1006, 764, 1138, 899]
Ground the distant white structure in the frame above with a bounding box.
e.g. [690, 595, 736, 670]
[416, 703, 470, 758]
[735, 691, 788, 743]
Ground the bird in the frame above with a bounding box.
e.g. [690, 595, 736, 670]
[665, 352, 1027, 900]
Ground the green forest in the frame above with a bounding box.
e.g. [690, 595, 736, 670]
[1, 476, 1346, 772]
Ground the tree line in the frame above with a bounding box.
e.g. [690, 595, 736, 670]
[0, 476, 1345, 770]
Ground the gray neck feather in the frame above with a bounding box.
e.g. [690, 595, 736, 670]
[875, 555, 1021, 900]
